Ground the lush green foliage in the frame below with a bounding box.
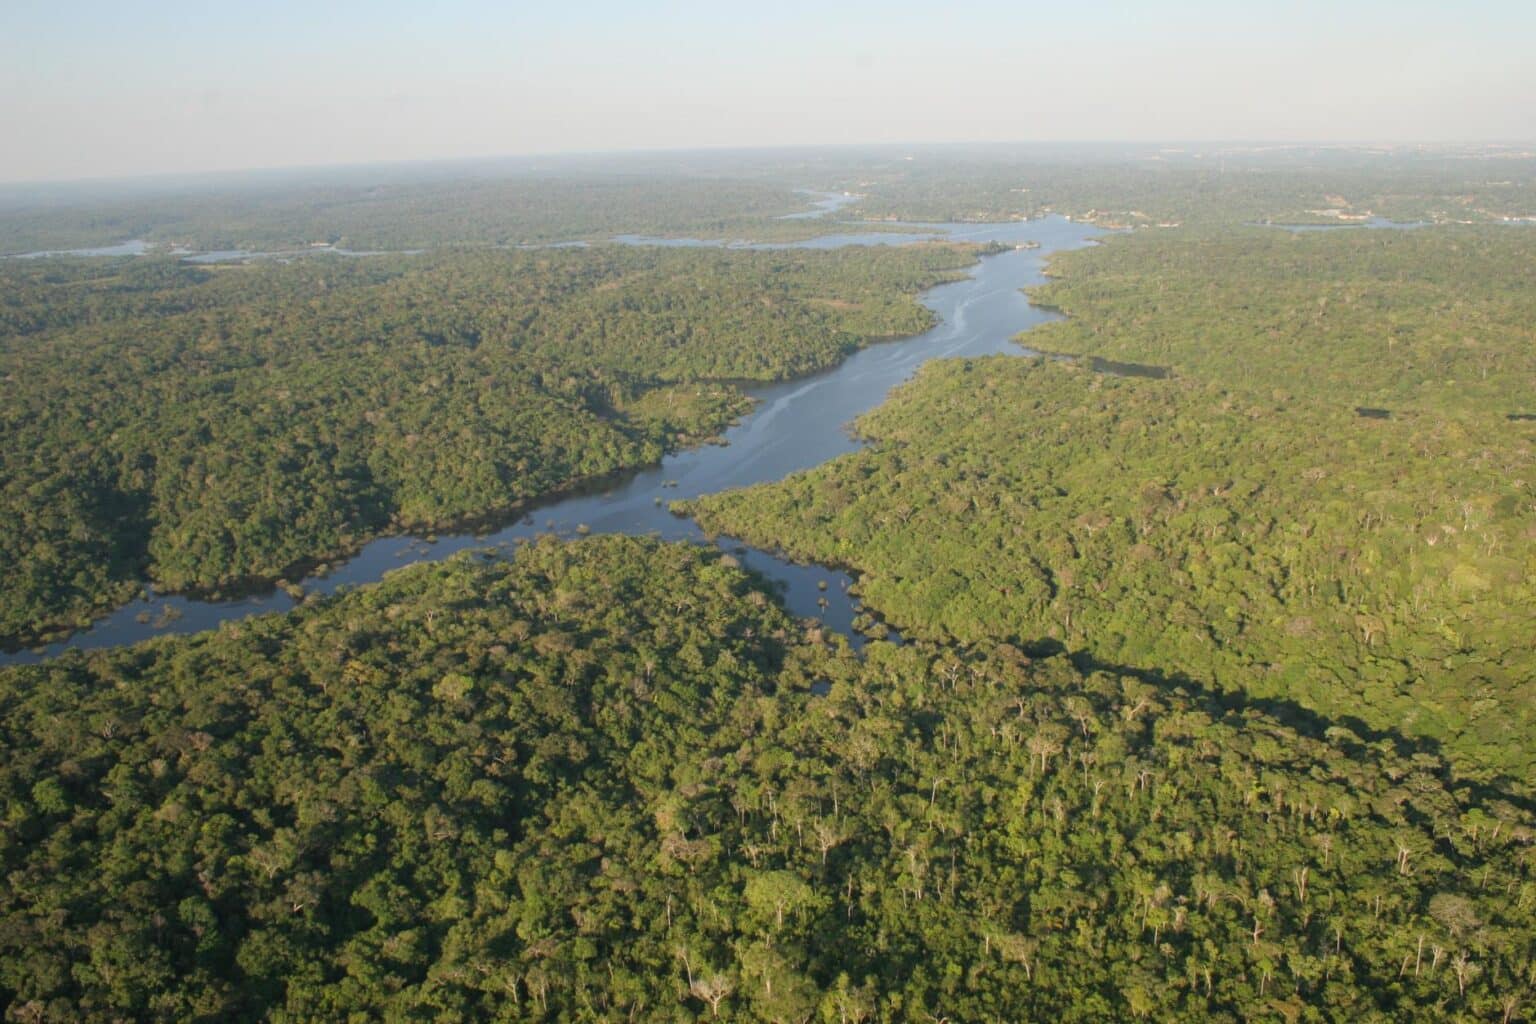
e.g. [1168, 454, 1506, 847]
[689, 358, 1534, 772]
[5, 154, 1535, 1022]
[687, 226, 1536, 774]
[0, 243, 975, 647]
[1027, 225, 1536, 415]
[3, 537, 1532, 1022]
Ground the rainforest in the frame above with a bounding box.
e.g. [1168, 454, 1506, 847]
[1, 145, 1534, 1022]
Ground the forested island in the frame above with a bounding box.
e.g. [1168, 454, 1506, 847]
[2, 148, 1535, 1021]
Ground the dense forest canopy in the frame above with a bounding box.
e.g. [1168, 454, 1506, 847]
[1024, 225, 1536, 415]
[686, 224, 1536, 776]
[3, 153, 1534, 1022]
[2, 537, 1531, 1022]
[689, 358, 1535, 774]
[0, 242, 977, 648]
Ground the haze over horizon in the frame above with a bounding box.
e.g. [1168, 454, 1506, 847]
[4, 0, 1534, 184]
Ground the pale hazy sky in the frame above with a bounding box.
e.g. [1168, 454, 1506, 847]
[2, 0, 1533, 183]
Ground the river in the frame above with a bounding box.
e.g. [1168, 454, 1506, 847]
[2, 214, 1106, 665]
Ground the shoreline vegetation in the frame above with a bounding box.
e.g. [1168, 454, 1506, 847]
[3, 152, 1536, 1019]
[686, 222, 1536, 776]
[0, 241, 980, 650]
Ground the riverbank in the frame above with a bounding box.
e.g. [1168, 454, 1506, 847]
[1, 215, 1105, 666]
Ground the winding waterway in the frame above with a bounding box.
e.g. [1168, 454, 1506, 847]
[3, 215, 1106, 665]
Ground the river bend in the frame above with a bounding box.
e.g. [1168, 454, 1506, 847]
[4, 215, 1105, 664]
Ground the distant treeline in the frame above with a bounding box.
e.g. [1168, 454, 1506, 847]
[9, 148, 1534, 255]
[842, 157, 1536, 228]
[0, 177, 847, 254]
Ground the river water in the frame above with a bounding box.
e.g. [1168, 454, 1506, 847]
[779, 190, 862, 220]
[3, 215, 1105, 664]
[8, 239, 154, 258]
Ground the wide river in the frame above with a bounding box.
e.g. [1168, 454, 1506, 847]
[3, 214, 1106, 665]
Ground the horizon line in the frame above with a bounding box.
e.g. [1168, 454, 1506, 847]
[4, 138, 1535, 192]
